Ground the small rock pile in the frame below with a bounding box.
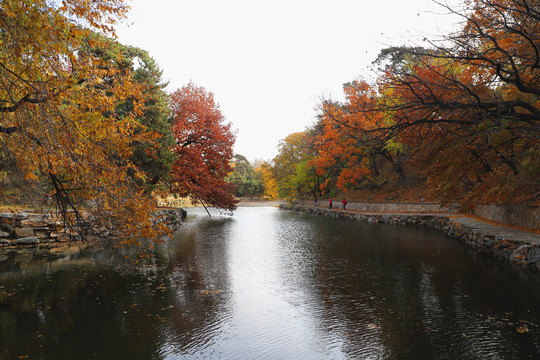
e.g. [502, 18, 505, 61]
[0, 212, 68, 247]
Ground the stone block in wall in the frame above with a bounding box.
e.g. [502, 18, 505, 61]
[1, 213, 29, 229]
[26, 213, 49, 220]
[0, 223, 12, 231]
[15, 227, 34, 238]
[33, 228, 50, 239]
[20, 220, 49, 227]
[0, 230, 10, 238]
[50, 231, 70, 242]
[11, 237, 39, 245]
[473, 204, 539, 229]
[509, 244, 529, 265]
[0, 212, 28, 220]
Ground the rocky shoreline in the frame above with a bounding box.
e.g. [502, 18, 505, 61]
[280, 204, 540, 271]
[0, 208, 187, 252]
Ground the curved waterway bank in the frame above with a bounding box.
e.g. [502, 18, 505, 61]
[281, 204, 540, 271]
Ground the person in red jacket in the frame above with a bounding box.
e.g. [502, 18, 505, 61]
[342, 198, 347, 210]
[329, 198, 333, 209]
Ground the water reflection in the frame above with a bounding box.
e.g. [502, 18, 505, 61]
[0, 207, 539, 359]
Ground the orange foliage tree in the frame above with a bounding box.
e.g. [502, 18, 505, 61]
[304, 0, 539, 208]
[374, 0, 540, 208]
[170, 83, 238, 212]
[0, 0, 168, 246]
[314, 80, 406, 194]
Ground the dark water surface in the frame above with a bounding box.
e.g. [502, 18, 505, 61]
[1, 207, 540, 359]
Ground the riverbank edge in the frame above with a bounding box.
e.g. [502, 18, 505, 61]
[0, 208, 187, 254]
[280, 204, 540, 271]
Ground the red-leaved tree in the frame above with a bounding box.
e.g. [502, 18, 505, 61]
[170, 83, 238, 211]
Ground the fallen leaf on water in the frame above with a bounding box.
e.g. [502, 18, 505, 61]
[200, 289, 224, 296]
[367, 324, 381, 330]
[517, 325, 530, 334]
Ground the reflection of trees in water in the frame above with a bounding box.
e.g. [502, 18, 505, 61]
[2, 210, 540, 358]
[0, 262, 172, 359]
[275, 215, 540, 359]
[0, 214, 235, 359]
[275, 215, 389, 358]
[159, 215, 234, 355]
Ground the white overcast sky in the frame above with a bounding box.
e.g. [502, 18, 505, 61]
[116, 0, 462, 162]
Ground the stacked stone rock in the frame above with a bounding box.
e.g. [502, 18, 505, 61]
[1, 208, 188, 247]
[0, 212, 68, 247]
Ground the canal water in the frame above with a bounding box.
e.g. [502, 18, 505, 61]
[1, 207, 539, 359]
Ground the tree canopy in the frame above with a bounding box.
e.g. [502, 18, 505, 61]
[371, 0, 540, 207]
[271, 130, 322, 200]
[87, 35, 174, 190]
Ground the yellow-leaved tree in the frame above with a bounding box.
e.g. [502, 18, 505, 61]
[0, 0, 168, 247]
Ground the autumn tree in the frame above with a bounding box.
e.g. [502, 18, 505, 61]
[170, 83, 238, 212]
[373, 0, 540, 207]
[272, 130, 322, 200]
[255, 161, 279, 199]
[0, 0, 168, 246]
[87, 35, 174, 190]
[315, 80, 407, 195]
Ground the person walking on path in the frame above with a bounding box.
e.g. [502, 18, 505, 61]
[342, 198, 347, 210]
[329, 198, 333, 209]
[314, 197, 318, 207]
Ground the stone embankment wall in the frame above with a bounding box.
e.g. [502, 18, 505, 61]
[472, 204, 540, 229]
[155, 208, 187, 229]
[337, 201, 458, 214]
[0, 208, 187, 248]
[0, 212, 63, 246]
[300, 201, 539, 229]
[281, 204, 540, 271]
